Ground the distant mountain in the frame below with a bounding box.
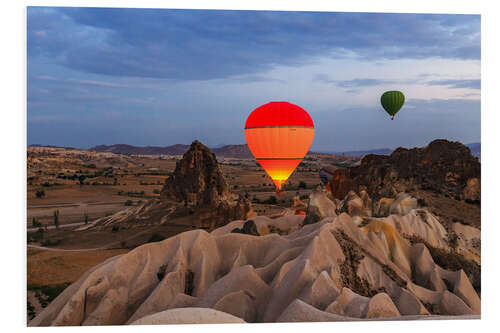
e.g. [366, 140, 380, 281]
[89, 143, 251, 158]
[326, 142, 480, 159]
[89, 141, 481, 159]
[90, 144, 190, 155]
[212, 144, 252, 158]
[466, 142, 480, 159]
[335, 148, 394, 158]
[28, 144, 77, 149]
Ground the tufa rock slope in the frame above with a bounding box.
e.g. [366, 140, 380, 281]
[31, 190, 480, 326]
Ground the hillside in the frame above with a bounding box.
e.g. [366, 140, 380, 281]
[90, 144, 190, 155]
[89, 142, 480, 159]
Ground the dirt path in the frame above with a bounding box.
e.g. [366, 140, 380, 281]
[27, 244, 108, 252]
[28, 201, 130, 209]
[27, 221, 86, 232]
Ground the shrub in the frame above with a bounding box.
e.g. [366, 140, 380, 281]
[53, 210, 59, 229]
[31, 217, 41, 227]
[124, 200, 133, 206]
[35, 190, 45, 198]
[41, 238, 61, 246]
[153, 189, 160, 194]
[298, 181, 307, 189]
[262, 196, 277, 205]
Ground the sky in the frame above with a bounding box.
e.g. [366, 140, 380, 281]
[27, 7, 481, 152]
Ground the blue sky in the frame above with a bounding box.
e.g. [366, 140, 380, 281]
[27, 7, 480, 152]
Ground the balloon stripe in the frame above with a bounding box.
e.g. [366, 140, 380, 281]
[244, 125, 314, 129]
[244, 127, 314, 159]
[256, 158, 304, 160]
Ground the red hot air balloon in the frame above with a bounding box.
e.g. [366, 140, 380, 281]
[244, 102, 315, 194]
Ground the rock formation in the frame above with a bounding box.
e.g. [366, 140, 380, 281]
[326, 139, 480, 202]
[79, 140, 253, 231]
[31, 196, 480, 326]
[303, 188, 337, 225]
[161, 140, 229, 205]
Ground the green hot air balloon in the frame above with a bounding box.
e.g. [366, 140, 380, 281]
[380, 91, 405, 120]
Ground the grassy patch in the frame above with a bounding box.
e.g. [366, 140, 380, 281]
[28, 283, 70, 309]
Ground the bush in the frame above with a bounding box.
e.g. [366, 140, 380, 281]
[31, 217, 41, 227]
[29, 283, 70, 309]
[35, 190, 45, 198]
[153, 189, 160, 194]
[298, 181, 307, 189]
[124, 200, 133, 206]
[41, 238, 61, 246]
[262, 195, 278, 205]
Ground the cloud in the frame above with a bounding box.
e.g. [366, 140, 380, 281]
[314, 74, 415, 89]
[27, 7, 480, 80]
[426, 79, 481, 90]
[337, 78, 393, 88]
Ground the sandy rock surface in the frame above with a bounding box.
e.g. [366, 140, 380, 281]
[130, 308, 246, 325]
[30, 197, 480, 326]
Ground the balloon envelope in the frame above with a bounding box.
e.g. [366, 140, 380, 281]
[245, 102, 315, 193]
[380, 91, 405, 119]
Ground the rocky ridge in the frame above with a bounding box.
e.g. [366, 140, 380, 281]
[326, 139, 480, 203]
[32, 188, 480, 326]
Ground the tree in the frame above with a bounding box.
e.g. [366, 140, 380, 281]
[267, 195, 277, 205]
[32, 217, 41, 227]
[78, 175, 86, 185]
[53, 210, 59, 229]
